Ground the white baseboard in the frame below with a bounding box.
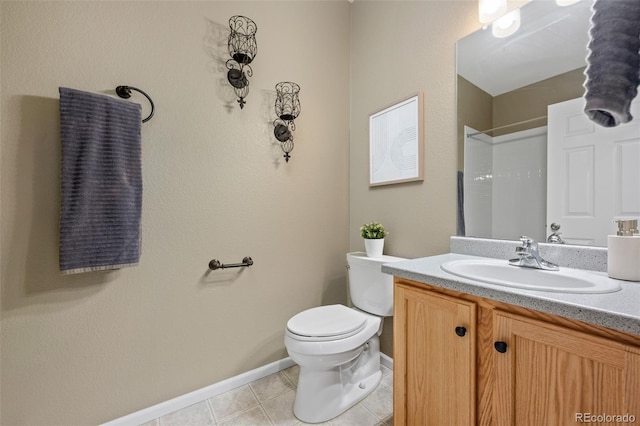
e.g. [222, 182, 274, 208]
[104, 354, 393, 426]
[103, 357, 296, 426]
[380, 352, 393, 370]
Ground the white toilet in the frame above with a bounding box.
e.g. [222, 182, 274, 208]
[284, 252, 405, 423]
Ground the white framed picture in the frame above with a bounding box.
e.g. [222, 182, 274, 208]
[369, 92, 424, 186]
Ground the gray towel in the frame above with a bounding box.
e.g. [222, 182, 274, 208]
[584, 0, 640, 127]
[59, 87, 142, 274]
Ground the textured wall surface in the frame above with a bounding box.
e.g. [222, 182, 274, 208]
[1, 0, 480, 424]
[1, 2, 350, 424]
[349, 1, 478, 355]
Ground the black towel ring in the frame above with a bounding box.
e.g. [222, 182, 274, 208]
[115, 85, 155, 123]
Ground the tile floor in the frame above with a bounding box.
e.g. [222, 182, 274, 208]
[141, 364, 393, 426]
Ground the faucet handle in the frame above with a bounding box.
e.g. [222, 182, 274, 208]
[518, 236, 534, 246]
[515, 236, 538, 256]
[512, 236, 559, 271]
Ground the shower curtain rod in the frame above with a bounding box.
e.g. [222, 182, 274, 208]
[466, 115, 547, 138]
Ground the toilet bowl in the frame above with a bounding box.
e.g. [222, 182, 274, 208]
[284, 252, 406, 423]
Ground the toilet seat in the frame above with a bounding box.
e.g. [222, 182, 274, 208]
[287, 305, 368, 341]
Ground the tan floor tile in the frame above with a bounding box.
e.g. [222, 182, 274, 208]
[262, 389, 298, 426]
[149, 364, 393, 426]
[249, 372, 294, 402]
[281, 364, 300, 387]
[381, 372, 392, 389]
[159, 401, 214, 426]
[375, 415, 393, 426]
[218, 406, 272, 426]
[361, 383, 393, 420]
[327, 403, 379, 426]
[208, 384, 260, 422]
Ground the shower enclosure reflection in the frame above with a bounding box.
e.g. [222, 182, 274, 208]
[463, 125, 547, 242]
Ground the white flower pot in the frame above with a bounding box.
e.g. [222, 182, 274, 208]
[364, 238, 384, 258]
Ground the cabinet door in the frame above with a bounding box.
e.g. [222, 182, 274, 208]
[493, 311, 640, 426]
[394, 284, 476, 425]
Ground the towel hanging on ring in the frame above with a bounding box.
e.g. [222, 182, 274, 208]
[58, 87, 143, 274]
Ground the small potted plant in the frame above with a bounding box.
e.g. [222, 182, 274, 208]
[360, 222, 388, 257]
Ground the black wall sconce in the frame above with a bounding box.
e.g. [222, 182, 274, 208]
[273, 82, 301, 162]
[226, 16, 257, 109]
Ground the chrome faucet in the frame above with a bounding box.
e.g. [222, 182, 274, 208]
[509, 236, 559, 271]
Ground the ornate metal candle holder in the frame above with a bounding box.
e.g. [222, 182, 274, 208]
[273, 82, 301, 162]
[226, 16, 257, 109]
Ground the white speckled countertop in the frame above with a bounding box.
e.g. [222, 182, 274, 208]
[382, 237, 640, 336]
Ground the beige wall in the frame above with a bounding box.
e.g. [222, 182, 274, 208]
[349, 1, 478, 355]
[1, 2, 350, 424]
[457, 75, 493, 171]
[493, 67, 586, 135]
[1, 1, 480, 424]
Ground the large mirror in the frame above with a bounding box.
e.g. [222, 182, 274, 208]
[456, 0, 627, 247]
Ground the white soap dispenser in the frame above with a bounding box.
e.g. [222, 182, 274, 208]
[608, 219, 640, 282]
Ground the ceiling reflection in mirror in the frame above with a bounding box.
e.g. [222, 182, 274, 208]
[456, 0, 605, 246]
[458, 0, 592, 98]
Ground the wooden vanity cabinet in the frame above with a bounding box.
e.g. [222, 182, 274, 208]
[492, 311, 640, 425]
[393, 282, 477, 425]
[393, 278, 640, 426]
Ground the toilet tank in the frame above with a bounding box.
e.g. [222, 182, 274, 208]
[346, 252, 406, 316]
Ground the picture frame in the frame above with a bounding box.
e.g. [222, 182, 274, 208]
[368, 92, 424, 186]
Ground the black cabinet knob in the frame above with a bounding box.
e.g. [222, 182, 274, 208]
[494, 341, 508, 353]
[455, 326, 467, 337]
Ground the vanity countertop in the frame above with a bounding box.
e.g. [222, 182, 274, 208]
[382, 253, 640, 336]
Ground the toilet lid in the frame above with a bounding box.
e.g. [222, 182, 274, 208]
[287, 305, 367, 339]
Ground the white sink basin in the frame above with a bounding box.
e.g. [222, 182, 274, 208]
[440, 258, 622, 294]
